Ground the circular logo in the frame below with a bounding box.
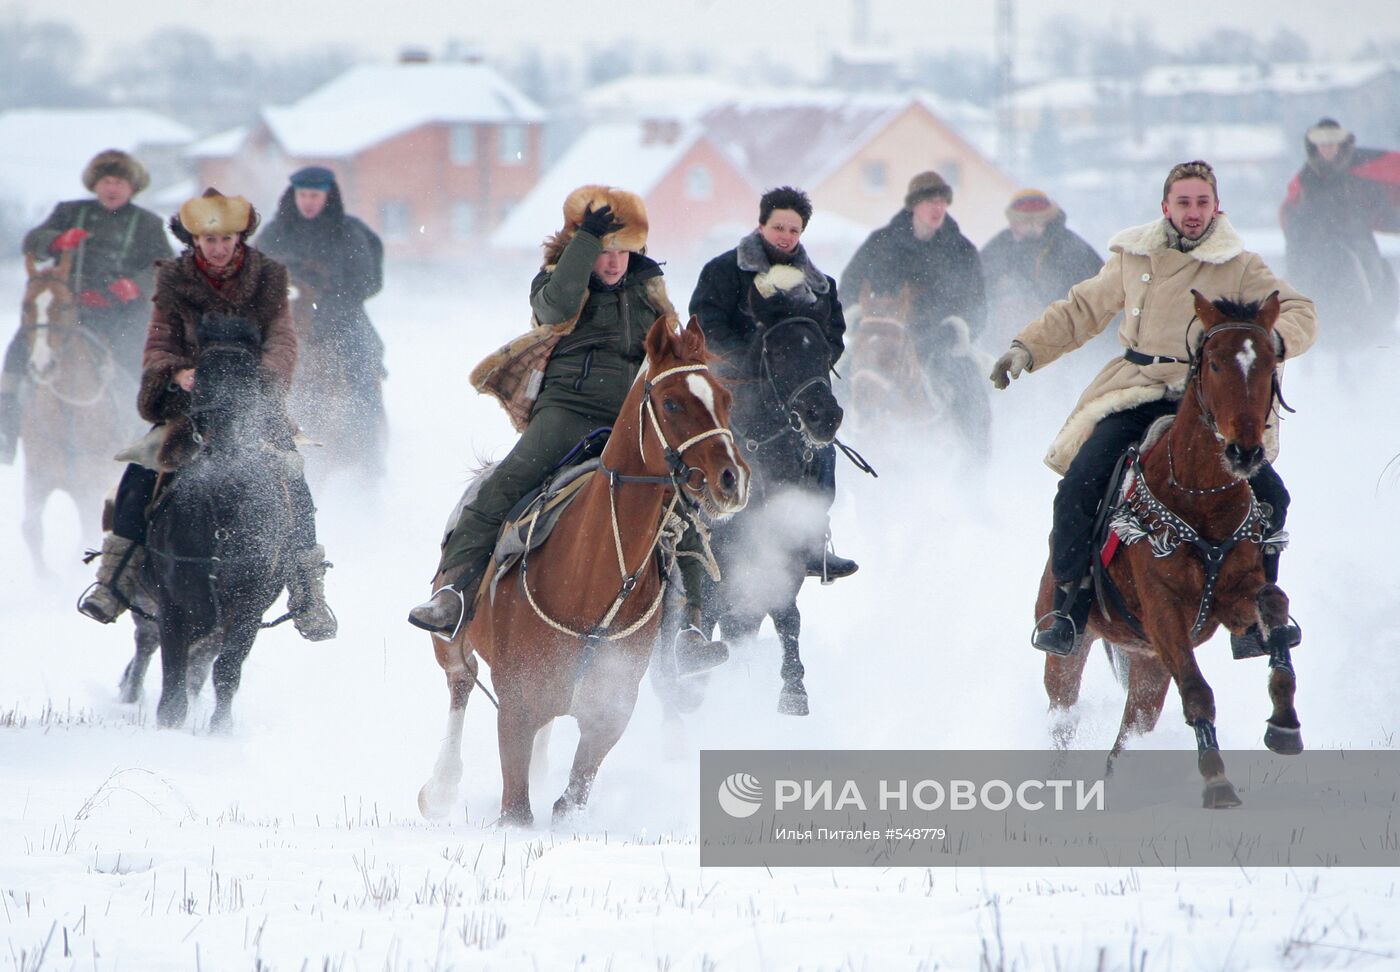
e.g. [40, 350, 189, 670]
[717, 772, 763, 818]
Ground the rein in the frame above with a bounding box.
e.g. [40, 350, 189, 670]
[517, 361, 730, 659]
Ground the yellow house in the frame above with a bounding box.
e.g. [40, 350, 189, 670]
[701, 93, 1016, 246]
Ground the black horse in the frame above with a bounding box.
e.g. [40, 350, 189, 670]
[657, 274, 845, 716]
[141, 313, 295, 730]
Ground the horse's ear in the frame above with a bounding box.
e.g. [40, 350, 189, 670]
[1191, 289, 1224, 328]
[1257, 290, 1281, 331]
[680, 314, 707, 360]
[644, 314, 680, 365]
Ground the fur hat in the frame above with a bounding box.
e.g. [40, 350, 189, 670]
[1305, 118, 1352, 147]
[82, 149, 150, 194]
[176, 188, 259, 240]
[904, 171, 953, 209]
[561, 184, 648, 252]
[1005, 188, 1060, 225]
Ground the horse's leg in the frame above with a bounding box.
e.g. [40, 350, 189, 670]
[1255, 584, 1303, 755]
[20, 474, 48, 575]
[496, 687, 538, 827]
[1106, 652, 1172, 770]
[772, 603, 808, 717]
[156, 612, 191, 729]
[209, 621, 258, 734]
[185, 631, 223, 729]
[418, 642, 478, 820]
[1145, 612, 1240, 809]
[1043, 630, 1093, 750]
[553, 673, 641, 823]
[118, 606, 162, 705]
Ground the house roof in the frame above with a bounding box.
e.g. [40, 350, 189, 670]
[194, 61, 544, 160]
[578, 74, 750, 122]
[492, 121, 725, 249]
[0, 107, 195, 219]
[185, 125, 249, 158]
[1118, 123, 1288, 164]
[1140, 60, 1399, 98]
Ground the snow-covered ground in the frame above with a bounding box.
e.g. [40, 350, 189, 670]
[2, 260, 1399, 970]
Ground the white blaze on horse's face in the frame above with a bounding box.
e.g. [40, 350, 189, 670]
[1235, 338, 1257, 380]
[686, 373, 740, 470]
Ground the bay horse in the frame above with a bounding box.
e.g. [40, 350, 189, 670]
[845, 282, 939, 437]
[141, 313, 295, 731]
[1040, 291, 1300, 808]
[17, 252, 133, 571]
[668, 270, 845, 716]
[418, 315, 748, 826]
[285, 276, 386, 482]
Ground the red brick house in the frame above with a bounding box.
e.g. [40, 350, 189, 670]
[187, 58, 545, 260]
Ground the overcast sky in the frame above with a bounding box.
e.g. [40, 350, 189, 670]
[8, 0, 1397, 74]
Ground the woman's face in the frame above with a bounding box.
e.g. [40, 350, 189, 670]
[295, 188, 328, 219]
[196, 233, 240, 268]
[593, 249, 630, 286]
[760, 208, 805, 253]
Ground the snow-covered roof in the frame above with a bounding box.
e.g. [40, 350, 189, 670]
[1140, 60, 1399, 98]
[1119, 124, 1289, 164]
[202, 61, 544, 159]
[0, 108, 196, 221]
[1009, 77, 1128, 112]
[491, 122, 710, 250]
[578, 75, 749, 123]
[185, 125, 249, 158]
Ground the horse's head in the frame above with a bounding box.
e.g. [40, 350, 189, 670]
[1188, 290, 1282, 478]
[632, 314, 749, 517]
[745, 266, 844, 446]
[189, 313, 269, 453]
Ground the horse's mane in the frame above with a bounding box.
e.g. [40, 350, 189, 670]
[1209, 296, 1264, 323]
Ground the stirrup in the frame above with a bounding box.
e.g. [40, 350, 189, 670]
[425, 585, 467, 643]
[1031, 610, 1080, 656]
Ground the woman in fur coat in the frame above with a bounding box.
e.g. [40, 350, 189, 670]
[77, 189, 337, 642]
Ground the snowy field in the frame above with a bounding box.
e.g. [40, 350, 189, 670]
[2, 258, 1399, 970]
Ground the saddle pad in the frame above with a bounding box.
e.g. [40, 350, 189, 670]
[489, 463, 599, 602]
[1098, 416, 1174, 568]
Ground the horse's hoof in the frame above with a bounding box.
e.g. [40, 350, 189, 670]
[551, 796, 584, 826]
[778, 685, 809, 717]
[498, 805, 534, 829]
[417, 779, 458, 820]
[1264, 722, 1304, 756]
[1202, 779, 1242, 809]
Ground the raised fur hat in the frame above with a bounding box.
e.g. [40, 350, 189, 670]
[561, 184, 648, 252]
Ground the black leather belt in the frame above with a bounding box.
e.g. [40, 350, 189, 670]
[1124, 349, 1187, 366]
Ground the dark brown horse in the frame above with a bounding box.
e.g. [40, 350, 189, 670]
[418, 315, 748, 825]
[1040, 291, 1300, 808]
[17, 252, 132, 571]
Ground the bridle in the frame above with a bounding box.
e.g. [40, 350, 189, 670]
[739, 315, 833, 458]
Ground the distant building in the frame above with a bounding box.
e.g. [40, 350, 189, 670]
[0, 108, 195, 226]
[187, 56, 545, 260]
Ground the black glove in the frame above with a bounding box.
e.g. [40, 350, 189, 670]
[579, 204, 624, 239]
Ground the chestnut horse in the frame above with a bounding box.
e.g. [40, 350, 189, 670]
[17, 252, 133, 571]
[418, 315, 748, 825]
[845, 283, 938, 437]
[1040, 291, 1300, 808]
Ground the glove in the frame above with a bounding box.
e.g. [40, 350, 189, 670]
[108, 278, 140, 303]
[579, 204, 624, 239]
[51, 228, 90, 252]
[77, 289, 111, 309]
[990, 344, 1031, 390]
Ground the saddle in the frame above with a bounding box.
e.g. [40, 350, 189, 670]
[1097, 415, 1174, 570]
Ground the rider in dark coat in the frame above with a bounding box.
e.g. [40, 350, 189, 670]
[690, 185, 856, 581]
[1, 150, 172, 463]
[980, 189, 1103, 341]
[841, 171, 991, 461]
[77, 189, 337, 642]
[408, 184, 729, 676]
[1281, 118, 1400, 342]
[257, 166, 386, 437]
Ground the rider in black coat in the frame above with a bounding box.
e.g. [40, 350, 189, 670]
[690, 186, 856, 581]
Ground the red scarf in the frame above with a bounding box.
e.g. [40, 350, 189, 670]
[194, 245, 246, 292]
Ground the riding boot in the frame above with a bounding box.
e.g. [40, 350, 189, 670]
[1230, 544, 1302, 659]
[1033, 580, 1091, 656]
[0, 389, 19, 465]
[407, 556, 489, 636]
[77, 534, 145, 624]
[287, 544, 338, 641]
[805, 537, 859, 582]
[674, 603, 729, 678]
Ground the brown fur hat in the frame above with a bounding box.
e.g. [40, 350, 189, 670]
[172, 188, 260, 245]
[560, 184, 648, 253]
[82, 149, 150, 194]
